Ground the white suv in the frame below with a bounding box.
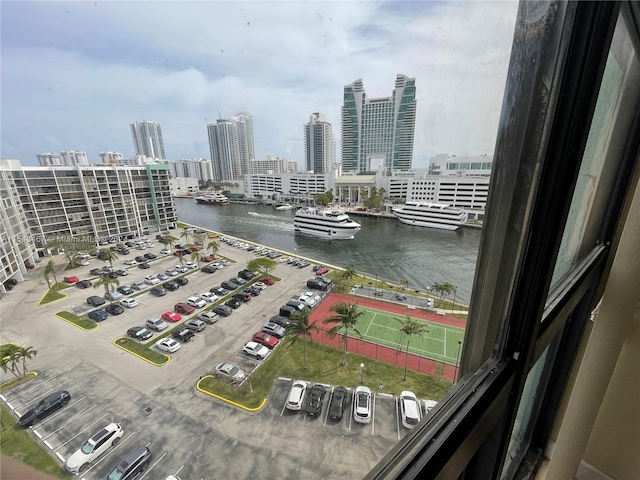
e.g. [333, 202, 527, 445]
[187, 296, 206, 309]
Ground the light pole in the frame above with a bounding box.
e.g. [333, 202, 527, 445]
[368, 282, 372, 297]
[360, 363, 365, 384]
[455, 341, 462, 383]
[72, 305, 77, 318]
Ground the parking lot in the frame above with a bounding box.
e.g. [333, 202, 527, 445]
[1, 229, 417, 478]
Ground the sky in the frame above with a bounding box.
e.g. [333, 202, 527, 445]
[1, 1, 519, 168]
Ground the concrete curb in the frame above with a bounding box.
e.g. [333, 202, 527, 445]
[196, 375, 267, 412]
[112, 338, 170, 366]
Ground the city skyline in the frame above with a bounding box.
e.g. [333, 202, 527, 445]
[1, 1, 518, 167]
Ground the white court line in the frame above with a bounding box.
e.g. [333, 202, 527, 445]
[55, 412, 110, 450]
[364, 313, 377, 337]
[0, 395, 5, 401]
[138, 451, 168, 480]
[44, 403, 98, 440]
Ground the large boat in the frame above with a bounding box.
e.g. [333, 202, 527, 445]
[294, 207, 361, 239]
[194, 193, 230, 205]
[391, 202, 468, 230]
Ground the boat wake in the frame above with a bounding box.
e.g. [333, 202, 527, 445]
[248, 212, 260, 216]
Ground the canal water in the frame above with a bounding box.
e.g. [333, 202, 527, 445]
[174, 198, 481, 304]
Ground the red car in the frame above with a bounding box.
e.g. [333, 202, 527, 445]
[252, 332, 279, 349]
[203, 255, 215, 262]
[190, 246, 201, 251]
[162, 311, 182, 322]
[175, 303, 195, 315]
[262, 277, 275, 286]
[315, 267, 330, 276]
[63, 276, 80, 283]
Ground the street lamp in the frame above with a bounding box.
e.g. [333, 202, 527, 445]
[368, 282, 372, 297]
[455, 341, 463, 383]
[72, 305, 77, 318]
[360, 363, 365, 384]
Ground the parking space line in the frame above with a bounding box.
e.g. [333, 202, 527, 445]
[323, 387, 333, 426]
[395, 395, 401, 441]
[138, 451, 168, 480]
[34, 430, 43, 439]
[4, 375, 59, 402]
[6, 401, 14, 410]
[371, 393, 376, 436]
[174, 464, 184, 476]
[81, 430, 137, 476]
[43, 440, 53, 450]
[43, 403, 98, 440]
[13, 382, 70, 409]
[55, 452, 65, 463]
[31, 396, 86, 428]
[55, 412, 110, 450]
[348, 390, 355, 431]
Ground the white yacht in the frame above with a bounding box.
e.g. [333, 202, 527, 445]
[391, 202, 468, 230]
[294, 207, 361, 239]
[275, 203, 294, 210]
[194, 193, 230, 205]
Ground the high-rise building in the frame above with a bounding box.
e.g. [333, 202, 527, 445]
[207, 112, 255, 181]
[341, 74, 417, 174]
[100, 151, 124, 164]
[248, 155, 297, 175]
[130, 120, 166, 159]
[36, 153, 62, 166]
[304, 113, 335, 174]
[60, 150, 88, 166]
[170, 158, 214, 182]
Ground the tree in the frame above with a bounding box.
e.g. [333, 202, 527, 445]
[192, 233, 205, 246]
[396, 315, 429, 380]
[323, 302, 364, 365]
[247, 258, 277, 278]
[191, 250, 205, 266]
[17, 346, 37, 376]
[43, 259, 56, 290]
[94, 274, 120, 301]
[0, 347, 22, 379]
[400, 279, 409, 294]
[98, 248, 119, 269]
[284, 309, 318, 370]
[341, 266, 358, 283]
[162, 235, 179, 250]
[206, 240, 219, 257]
[432, 282, 455, 307]
[180, 229, 191, 245]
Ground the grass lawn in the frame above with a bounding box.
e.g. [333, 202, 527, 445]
[198, 338, 451, 409]
[38, 283, 70, 306]
[56, 311, 98, 330]
[114, 338, 169, 365]
[0, 401, 66, 479]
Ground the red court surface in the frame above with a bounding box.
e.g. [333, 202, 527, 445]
[309, 292, 467, 383]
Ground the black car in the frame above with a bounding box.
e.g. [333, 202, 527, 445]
[115, 270, 128, 277]
[144, 253, 157, 260]
[224, 298, 241, 309]
[149, 286, 167, 297]
[118, 248, 130, 255]
[88, 309, 108, 322]
[172, 328, 195, 342]
[269, 315, 292, 327]
[306, 279, 327, 291]
[106, 446, 152, 480]
[89, 268, 105, 276]
[106, 271, 120, 279]
[76, 279, 92, 289]
[117, 286, 134, 295]
[135, 256, 146, 263]
[221, 280, 239, 291]
[105, 304, 125, 315]
[305, 384, 327, 416]
[201, 265, 217, 273]
[127, 326, 153, 341]
[138, 262, 150, 269]
[87, 295, 105, 307]
[316, 276, 333, 285]
[175, 277, 188, 286]
[210, 286, 229, 296]
[125, 241, 136, 247]
[244, 287, 261, 296]
[328, 386, 348, 420]
[238, 270, 256, 280]
[162, 281, 179, 291]
[212, 305, 233, 317]
[19, 390, 70, 427]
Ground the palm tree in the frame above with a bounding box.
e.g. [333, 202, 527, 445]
[191, 250, 205, 266]
[17, 346, 37, 376]
[44, 259, 58, 289]
[247, 258, 277, 278]
[400, 279, 409, 294]
[192, 233, 205, 246]
[396, 315, 429, 380]
[94, 274, 120, 301]
[284, 309, 319, 370]
[0, 347, 22, 379]
[162, 234, 178, 250]
[206, 240, 219, 257]
[323, 302, 365, 365]
[98, 248, 119, 270]
[432, 282, 455, 307]
[342, 266, 358, 283]
[180, 229, 191, 245]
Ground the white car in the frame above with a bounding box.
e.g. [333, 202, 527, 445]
[78, 259, 90, 266]
[399, 391, 421, 429]
[65, 423, 124, 474]
[199, 311, 219, 324]
[120, 298, 139, 309]
[124, 259, 137, 265]
[187, 296, 206, 309]
[156, 338, 181, 353]
[243, 341, 270, 360]
[184, 262, 197, 269]
[214, 363, 246, 384]
[286, 380, 307, 411]
[354, 386, 372, 424]
[144, 275, 160, 285]
[157, 273, 169, 281]
[302, 291, 321, 304]
[424, 400, 438, 415]
[298, 293, 317, 308]
[252, 282, 267, 290]
[165, 269, 179, 277]
[175, 265, 188, 273]
[160, 248, 172, 255]
[200, 292, 218, 303]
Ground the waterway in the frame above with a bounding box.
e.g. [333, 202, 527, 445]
[174, 198, 481, 304]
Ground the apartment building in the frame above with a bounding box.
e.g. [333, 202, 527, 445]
[245, 173, 329, 200]
[429, 153, 494, 176]
[170, 158, 213, 182]
[248, 155, 297, 175]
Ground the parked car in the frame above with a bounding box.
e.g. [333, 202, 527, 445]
[230, 277, 247, 286]
[212, 305, 233, 317]
[210, 286, 228, 296]
[224, 298, 241, 309]
[105, 291, 124, 302]
[106, 304, 125, 316]
[306, 279, 327, 290]
[149, 286, 167, 297]
[160, 248, 172, 255]
[89, 268, 105, 276]
[165, 269, 179, 277]
[131, 281, 147, 291]
[88, 309, 108, 322]
[315, 267, 330, 275]
[105, 446, 152, 480]
[201, 265, 217, 273]
[214, 363, 246, 384]
[117, 286, 134, 295]
[19, 390, 70, 427]
[138, 262, 150, 269]
[76, 279, 92, 289]
[185, 319, 206, 332]
[175, 277, 189, 286]
[155, 338, 181, 353]
[186, 296, 206, 309]
[399, 391, 421, 429]
[353, 386, 372, 424]
[238, 270, 256, 280]
[161, 311, 181, 323]
[269, 315, 291, 327]
[144, 253, 157, 260]
[423, 400, 438, 415]
[146, 317, 168, 331]
[172, 328, 195, 343]
[287, 300, 308, 312]
[262, 322, 286, 338]
[134, 256, 146, 263]
[198, 310, 219, 324]
[144, 275, 160, 285]
[175, 302, 195, 315]
[219, 281, 237, 291]
[127, 326, 152, 341]
[63, 276, 79, 283]
[65, 422, 124, 474]
[184, 262, 197, 269]
[243, 341, 270, 360]
[156, 273, 169, 281]
[87, 296, 105, 307]
[244, 287, 261, 296]
[200, 292, 218, 303]
[174, 265, 188, 273]
[162, 281, 179, 291]
[305, 384, 327, 416]
[252, 332, 279, 349]
[115, 269, 129, 277]
[120, 298, 139, 309]
[286, 380, 307, 411]
[232, 292, 252, 303]
[328, 386, 348, 421]
[262, 277, 275, 286]
[316, 276, 333, 286]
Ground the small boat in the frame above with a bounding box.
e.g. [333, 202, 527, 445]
[275, 203, 294, 211]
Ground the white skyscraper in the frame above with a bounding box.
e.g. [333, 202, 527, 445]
[130, 120, 166, 159]
[304, 112, 335, 174]
[100, 151, 124, 164]
[170, 158, 214, 182]
[37, 151, 88, 166]
[207, 112, 255, 181]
